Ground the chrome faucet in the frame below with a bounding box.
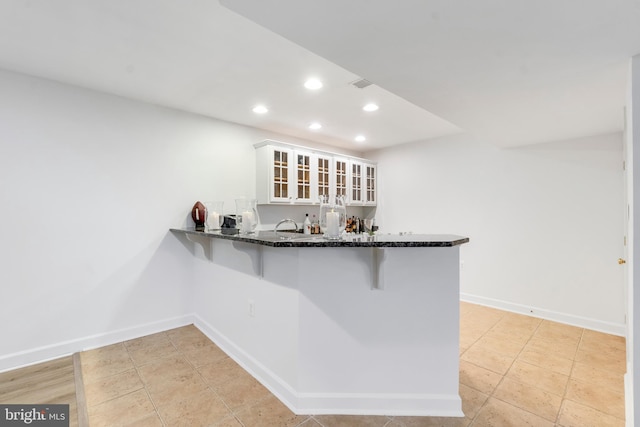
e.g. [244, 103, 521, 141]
[274, 218, 299, 233]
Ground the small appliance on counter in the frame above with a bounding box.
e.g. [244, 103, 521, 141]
[220, 215, 239, 234]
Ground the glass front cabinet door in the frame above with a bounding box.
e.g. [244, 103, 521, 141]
[294, 151, 313, 203]
[364, 163, 377, 206]
[350, 161, 364, 204]
[316, 154, 332, 201]
[334, 157, 348, 201]
[272, 148, 292, 202]
[255, 145, 293, 203]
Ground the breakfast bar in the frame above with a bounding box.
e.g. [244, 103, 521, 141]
[171, 229, 469, 417]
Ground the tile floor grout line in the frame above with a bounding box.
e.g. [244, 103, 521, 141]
[123, 336, 168, 427]
[464, 310, 510, 427]
[556, 327, 585, 425]
[169, 331, 256, 427]
[169, 326, 248, 425]
[168, 333, 241, 426]
[468, 314, 556, 426]
[459, 312, 504, 358]
[523, 318, 566, 425]
[77, 346, 149, 411]
[560, 328, 627, 423]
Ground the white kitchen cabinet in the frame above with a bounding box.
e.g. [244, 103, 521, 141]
[255, 140, 377, 206]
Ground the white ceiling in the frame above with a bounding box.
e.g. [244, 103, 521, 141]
[221, 0, 640, 147]
[1, 1, 639, 150]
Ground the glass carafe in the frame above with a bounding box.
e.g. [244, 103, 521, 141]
[319, 195, 346, 240]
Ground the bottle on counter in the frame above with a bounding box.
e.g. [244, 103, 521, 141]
[311, 214, 320, 234]
[303, 213, 311, 235]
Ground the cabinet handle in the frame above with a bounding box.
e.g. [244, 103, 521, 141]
[619, 258, 627, 265]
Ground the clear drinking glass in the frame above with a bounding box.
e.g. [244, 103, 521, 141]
[363, 218, 374, 235]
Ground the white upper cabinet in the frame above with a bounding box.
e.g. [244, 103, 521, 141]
[255, 140, 377, 206]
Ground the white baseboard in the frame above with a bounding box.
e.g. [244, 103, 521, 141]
[294, 393, 462, 417]
[0, 314, 195, 373]
[461, 293, 626, 336]
[193, 314, 463, 417]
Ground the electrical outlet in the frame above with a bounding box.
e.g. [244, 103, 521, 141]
[248, 300, 255, 317]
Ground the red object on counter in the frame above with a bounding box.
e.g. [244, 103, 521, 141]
[191, 201, 206, 228]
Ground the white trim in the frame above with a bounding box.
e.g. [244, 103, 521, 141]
[0, 314, 195, 373]
[193, 314, 463, 417]
[461, 293, 626, 336]
[626, 364, 634, 427]
[294, 392, 462, 416]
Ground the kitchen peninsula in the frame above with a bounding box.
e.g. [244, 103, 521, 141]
[171, 228, 469, 416]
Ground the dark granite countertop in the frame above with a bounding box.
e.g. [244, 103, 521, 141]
[170, 228, 469, 248]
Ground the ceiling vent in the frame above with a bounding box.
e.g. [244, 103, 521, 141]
[350, 78, 373, 89]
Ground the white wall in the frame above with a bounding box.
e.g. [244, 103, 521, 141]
[0, 68, 359, 371]
[367, 133, 625, 334]
[0, 64, 627, 373]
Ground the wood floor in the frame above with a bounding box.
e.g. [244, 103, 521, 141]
[0, 355, 79, 426]
[0, 302, 628, 426]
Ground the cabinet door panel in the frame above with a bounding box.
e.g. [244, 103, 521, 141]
[351, 161, 363, 204]
[334, 158, 348, 199]
[271, 148, 292, 202]
[295, 151, 312, 202]
[365, 164, 376, 205]
[317, 155, 332, 199]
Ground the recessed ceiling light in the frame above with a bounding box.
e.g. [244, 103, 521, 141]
[252, 105, 268, 114]
[355, 135, 366, 142]
[363, 103, 379, 112]
[304, 78, 323, 90]
[309, 122, 322, 130]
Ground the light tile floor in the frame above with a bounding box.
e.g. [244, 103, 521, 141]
[79, 302, 626, 426]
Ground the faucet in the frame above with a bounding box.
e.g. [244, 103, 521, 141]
[274, 218, 299, 233]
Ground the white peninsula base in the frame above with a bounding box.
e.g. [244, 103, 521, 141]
[176, 231, 466, 417]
